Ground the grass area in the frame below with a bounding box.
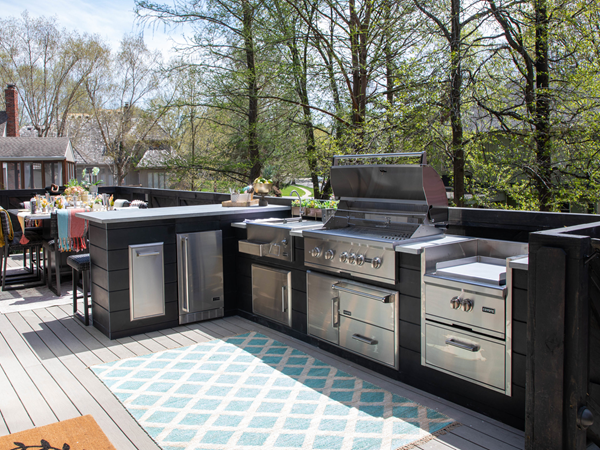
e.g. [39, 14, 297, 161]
[280, 184, 314, 197]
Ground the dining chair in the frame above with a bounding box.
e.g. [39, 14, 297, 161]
[0, 208, 45, 291]
[43, 211, 89, 296]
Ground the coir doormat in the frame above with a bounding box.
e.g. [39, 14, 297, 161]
[92, 332, 458, 450]
[0, 415, 116, 450]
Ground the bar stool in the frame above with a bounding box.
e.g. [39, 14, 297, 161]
[67, 253, 91, 325]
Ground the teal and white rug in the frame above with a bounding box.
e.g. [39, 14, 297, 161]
[92, 332, 458, 450]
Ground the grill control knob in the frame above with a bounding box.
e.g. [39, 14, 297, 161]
[461, 299, 474, 312]
[450, 296, 461, 309]
[325, 250, 335, 260]
[372, 257, 382, 269]
[340, 252, 349, 263]
[310, 247, 322, 258]
[356, 254, 365, 266]
[348, 253, 357, 265]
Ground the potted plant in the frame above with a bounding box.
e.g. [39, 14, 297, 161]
[82, 167, 103, 196]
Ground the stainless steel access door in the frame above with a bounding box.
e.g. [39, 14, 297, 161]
[252, 265, 292, 326]
[129, 242, 165, 321]
[177, 231, 224, 323]
[307, 271, 339, 345]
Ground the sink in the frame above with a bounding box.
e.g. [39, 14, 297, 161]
[239, 218, 323, 262]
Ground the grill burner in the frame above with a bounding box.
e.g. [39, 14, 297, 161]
[304, 152, 448, 284]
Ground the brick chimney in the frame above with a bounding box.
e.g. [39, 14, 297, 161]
[5, 84, 19, 137]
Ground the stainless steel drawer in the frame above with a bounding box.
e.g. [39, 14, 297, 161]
[252, 265, 292, 327]
[336, 281, 397, 331]
[339, 316, 395, 367]
[425, 281, 506, 337]
[424, 323, 505, 390]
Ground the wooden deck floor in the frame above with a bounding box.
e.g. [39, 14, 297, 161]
[0, 296, 525, 450]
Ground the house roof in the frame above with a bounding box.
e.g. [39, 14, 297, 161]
[0, 137, 75, 162]
[0, 111, 7, 137]
[137, 149, 171, 169]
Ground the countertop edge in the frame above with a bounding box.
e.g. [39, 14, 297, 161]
[77, 204, 290, 224]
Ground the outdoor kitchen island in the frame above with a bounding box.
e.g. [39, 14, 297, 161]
[77, 203, 290, 340]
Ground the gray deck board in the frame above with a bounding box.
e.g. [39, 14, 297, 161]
[17, 309, 155, 450]
[158, 327, 199, 347]
[129, 333, 169, 353]
[0, 314, 79, 422]
[56, 304, 139, 359]
[0, 364, 33, 433]
[143, 330, 181, 349]
[46, 306, 121, 363]
[0, 299, 523, 450]
[0, 332, 57, 428]
[115, 335, 155, 356]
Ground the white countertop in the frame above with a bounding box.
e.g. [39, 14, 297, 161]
[77, 204, 290, 224]
[508, 255, 529, 270]
[231, 221, 324, 237]
[394, 235, 473, 254]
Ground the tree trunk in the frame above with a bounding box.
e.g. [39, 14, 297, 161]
[450, 0, 465, 207]
[242, 0, 261, 183]
[534, 0, 551, 211]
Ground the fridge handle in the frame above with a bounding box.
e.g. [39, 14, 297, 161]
[281, 286, 286, 312]
[182, 237, 190, 312]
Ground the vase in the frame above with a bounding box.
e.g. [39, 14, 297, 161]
[90, 185, 98, 196]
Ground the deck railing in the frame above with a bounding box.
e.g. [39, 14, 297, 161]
[527, 221, 600, 449]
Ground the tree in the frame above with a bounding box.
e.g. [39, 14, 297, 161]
[412, 0, 489, 206]
[136, 0, 268, 184]
[472, 0, 600, 211]
[0, 12, 109, 137]
[85, 34, 165, 185]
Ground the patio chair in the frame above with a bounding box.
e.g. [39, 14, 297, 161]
[0, 208, 45, 291]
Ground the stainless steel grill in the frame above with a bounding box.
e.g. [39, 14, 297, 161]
[304, 152, 448, 284]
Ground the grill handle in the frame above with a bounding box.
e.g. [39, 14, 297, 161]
[333, 152, 426, 166]
[445, 338, 480, 352]
[332, 283, 391, 303]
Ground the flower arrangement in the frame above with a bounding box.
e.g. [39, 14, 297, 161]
[55, 197, 64, 209]
[64, 185, 86, 197]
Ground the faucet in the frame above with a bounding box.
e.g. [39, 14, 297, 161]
[290, 190, 303, 222]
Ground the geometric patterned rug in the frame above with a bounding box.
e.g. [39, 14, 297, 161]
[91, 332, 458, 450]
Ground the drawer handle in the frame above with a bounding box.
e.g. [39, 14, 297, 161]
[332, 297, 339, 328]
[445, 338, 480, 352]
[137, 251, 160, 257]
[332, 283, 391, 302]
[352, 333, 378, 345]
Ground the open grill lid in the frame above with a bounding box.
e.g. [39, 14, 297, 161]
[327, 152, 449, 226]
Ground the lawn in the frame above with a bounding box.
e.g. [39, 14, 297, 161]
[280, 184, 314, 197]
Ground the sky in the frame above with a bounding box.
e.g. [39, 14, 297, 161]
[0, 0, 183, 55]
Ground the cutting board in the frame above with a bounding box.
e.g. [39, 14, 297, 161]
[222, 199, 260, 207]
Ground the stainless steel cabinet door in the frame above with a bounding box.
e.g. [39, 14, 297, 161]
[129, 243, 165, 321]
[178, 231, 224, 317]
[251, 265, 292, 326]
[307, 271, 339, 345]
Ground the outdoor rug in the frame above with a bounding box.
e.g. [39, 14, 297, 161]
[0, 414, 117, 450]
[91, 332, 458, 450]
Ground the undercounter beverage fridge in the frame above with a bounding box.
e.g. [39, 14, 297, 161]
[177, 230, 225, 324]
